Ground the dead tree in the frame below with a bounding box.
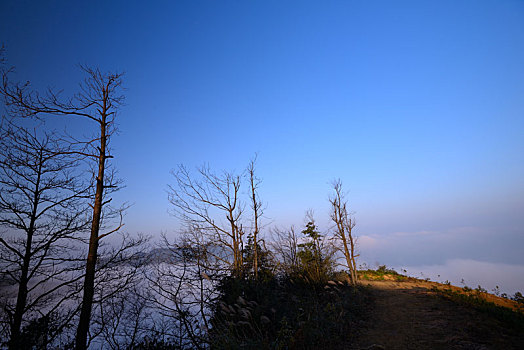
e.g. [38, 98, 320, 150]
[270, 226, 299, 275]
[145, 234, 216, 349]
[0, 118, 89, 349]
[247, 157, 263, 280]
[168, 165, 245, 277]
[85, 233, 149, 349]
[329, 180, 358, 285]
[1, 66, 126, 350]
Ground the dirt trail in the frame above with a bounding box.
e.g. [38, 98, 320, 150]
[352, 280, 524, 350]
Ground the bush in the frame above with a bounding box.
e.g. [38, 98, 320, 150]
[513, 292, 524, 304]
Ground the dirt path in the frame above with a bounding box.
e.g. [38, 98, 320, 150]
[352, 280, 524, 350]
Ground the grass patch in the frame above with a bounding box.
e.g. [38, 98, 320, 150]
[432, 286, 524, 330]
[209, 275, 372, 349]
[358, 265, 408, 282]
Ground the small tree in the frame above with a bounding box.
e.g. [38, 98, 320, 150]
[242, 235, 274, 281]
[297, 214, 333, 283]
[270, 226, 299, 275]
[145, 234, 215, 350]
[329, 179, 358, 285]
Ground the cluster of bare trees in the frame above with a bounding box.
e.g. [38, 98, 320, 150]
[167, 157, 265, 280]
[157, 161, 360, 347]
[270, 188, 359, 287]
[0, 48, 360, 348]
[120, 153, 359, 350]
[0, 54, 145, 349]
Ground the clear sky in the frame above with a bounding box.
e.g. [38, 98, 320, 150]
[2, 1, 523, 290]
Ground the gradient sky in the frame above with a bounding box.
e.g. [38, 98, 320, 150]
[2, 1, 524, 290]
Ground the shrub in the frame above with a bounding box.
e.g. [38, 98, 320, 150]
[512, 292, 524, 304]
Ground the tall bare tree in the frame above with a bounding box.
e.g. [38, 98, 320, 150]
[329, 180, 358, 285]
[247, 157, 263, 280]
[0, 118, 89, 349]
[1, 66, 126, 349]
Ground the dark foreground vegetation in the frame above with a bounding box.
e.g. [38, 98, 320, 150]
[208, 275, 370, 349]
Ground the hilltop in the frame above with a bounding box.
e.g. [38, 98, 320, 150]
[352, 270, 524, 349]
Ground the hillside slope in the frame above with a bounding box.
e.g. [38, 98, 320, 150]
[352, 279, 524, 350]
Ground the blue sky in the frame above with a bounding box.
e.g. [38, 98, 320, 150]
[2, 1, 524, 289]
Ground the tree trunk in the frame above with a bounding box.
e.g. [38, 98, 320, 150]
[349, 234, 358, 285]
[252, 184, 259, 280]
[9, 158, 41, 350]
[75, 116, 106, 350]
[9, 241, 32, 349]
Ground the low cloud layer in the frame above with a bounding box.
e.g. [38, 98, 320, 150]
[401, 259, 524, 295]
[359, 226, 523, 266]
[357, 225, 524, 293]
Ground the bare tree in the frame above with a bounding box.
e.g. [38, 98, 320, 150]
[168, 165, 245, 277]
[247, 157, 263, 280]
[93, 285, 149, 350]
[329, 179, 358, 285]
[1, 65, 126, 349]
[85, 233, 150, 349]
[270, 226, 299, 274]
[164, 161, 266, 347]
[145, 234, 216, 349]
[0, 118, 89, 349]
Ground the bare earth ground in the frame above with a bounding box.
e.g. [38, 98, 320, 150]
[351, 279, 524, 350]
